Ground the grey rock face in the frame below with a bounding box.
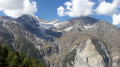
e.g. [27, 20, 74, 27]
[74, 39, 106, 67]
[0, 15, 120, 67]
[56, 38, 109, 67]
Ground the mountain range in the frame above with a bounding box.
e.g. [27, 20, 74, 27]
[0, 15, 120, 67]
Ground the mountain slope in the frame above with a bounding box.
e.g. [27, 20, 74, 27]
[0, 15, 120, 67]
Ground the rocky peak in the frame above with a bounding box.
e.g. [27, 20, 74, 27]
[0, 16, 13, 21]
[67, 17, 99, 25]
[16, 14, 44, 23]
[57, 17, 100, 31]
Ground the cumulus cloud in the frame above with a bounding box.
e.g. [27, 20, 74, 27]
[95, 0, 120, 15]
[0, 0, 37, 18]
[57, 6, 65, 17]
[57, 0, 95, 17]
[112, 14, 120, 25]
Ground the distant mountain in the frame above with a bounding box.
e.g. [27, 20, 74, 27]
[0, 15, 120, 67]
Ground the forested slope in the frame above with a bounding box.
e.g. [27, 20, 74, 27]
[0, 44, 45, 67]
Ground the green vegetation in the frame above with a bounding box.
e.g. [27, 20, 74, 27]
[20, 42, 39, 59]
[15, 37, 43, 61]
[0, 44, 45, 67]
[62, 49, 76, 67]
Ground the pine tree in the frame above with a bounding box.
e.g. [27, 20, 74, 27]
[0, 44, 45, 67]
[9, 55, 20, 67]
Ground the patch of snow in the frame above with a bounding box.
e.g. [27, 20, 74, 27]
[64, 26, 73, 31]
[84, 25, 92, 29]
[69, 45, 77, 52]
[38, 21, 66, 29]
[35, 45, 41, 50]
[46, 22, 56, 24]
[28, 14, 41, 21]
[13, 21, 17, 24]
[38, 22, 53, 29]
[53, 22, 63, 28]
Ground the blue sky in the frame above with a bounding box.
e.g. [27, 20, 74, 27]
[34, 0, 112, 21]
[34, 0, 70, 21]
[0, 0, 120, 27]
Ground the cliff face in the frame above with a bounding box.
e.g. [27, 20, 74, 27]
[0, 15, 120, 67]
[57, 38, 110, 67]
[68, 39, 106, 67]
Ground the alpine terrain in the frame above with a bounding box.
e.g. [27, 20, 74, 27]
[0, 15, 120, 67]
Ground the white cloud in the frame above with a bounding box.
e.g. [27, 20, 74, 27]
[57, 0, 95, 17]
[57, 0, 120, 26]
[95, 0, 120, 15]
[95, 0, 120, 26]
[112, 14, 120, 25]
[0, 0, 37, 18]
[57, 6, 65, 17]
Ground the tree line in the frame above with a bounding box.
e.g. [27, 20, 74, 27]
[0, 44, 45, 67]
